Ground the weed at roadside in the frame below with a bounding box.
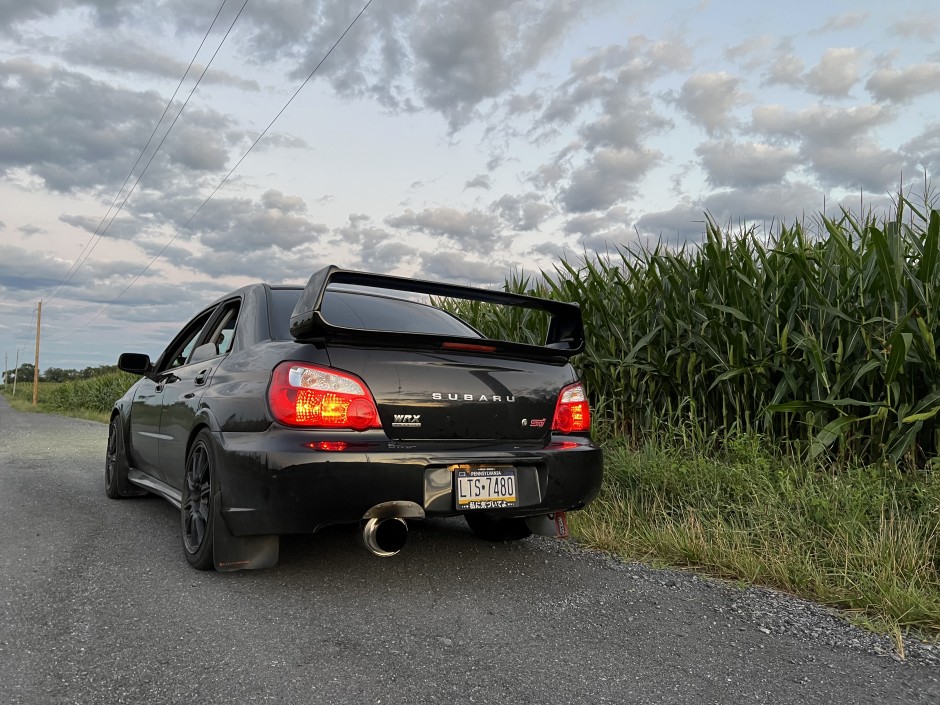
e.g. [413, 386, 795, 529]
[572, 433, 940, 638]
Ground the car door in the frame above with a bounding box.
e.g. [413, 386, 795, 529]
[159, 300, 241, 491]
[129, 308, 216, 485]
[127, 374, 164, 478]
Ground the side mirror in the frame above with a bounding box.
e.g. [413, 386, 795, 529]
[118, 352, 154, 376]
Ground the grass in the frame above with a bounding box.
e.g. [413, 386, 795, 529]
[1, 371, 138, 422]
[571, 431, 940, 639]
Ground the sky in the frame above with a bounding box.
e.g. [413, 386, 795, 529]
[1, 0, 939, 372]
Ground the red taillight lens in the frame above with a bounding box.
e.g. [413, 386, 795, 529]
[552, 382, 591, 434]
[268, 362, 381, 430]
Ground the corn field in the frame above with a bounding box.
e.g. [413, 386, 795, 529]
[445, 198, 940, 466]
[45, 371, 140, 415]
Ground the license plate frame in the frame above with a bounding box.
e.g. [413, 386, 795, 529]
[452, 465, 519, 510]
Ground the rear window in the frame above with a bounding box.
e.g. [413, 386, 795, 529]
[269, 288, 480, 339]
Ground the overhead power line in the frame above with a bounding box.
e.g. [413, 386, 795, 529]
[45, 0, 239, 307]
[56, 0, 375, 341]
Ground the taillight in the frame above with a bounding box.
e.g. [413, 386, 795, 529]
[552, 382, 591, 434]
[268, 362, 381, 431]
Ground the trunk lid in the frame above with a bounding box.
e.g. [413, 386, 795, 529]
[325, 346, 574, 441]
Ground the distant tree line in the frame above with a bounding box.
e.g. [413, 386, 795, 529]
[2, 364, 118, 385]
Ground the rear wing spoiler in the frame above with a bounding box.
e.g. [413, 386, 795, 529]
[289, 265, 585, 358]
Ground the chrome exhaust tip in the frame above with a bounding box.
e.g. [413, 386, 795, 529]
[361, 517, 408, 557]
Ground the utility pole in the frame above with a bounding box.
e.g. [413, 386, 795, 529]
[12, 349, 18, 397]
[32, 301, 41, 405]
[3, 351, 6, 387]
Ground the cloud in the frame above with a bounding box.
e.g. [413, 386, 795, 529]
[0, 246, 76, 292]
[558, 207, 633, 251]
[578, 225, 638, 253]
[492, 193, 552, 231]
[812, 12, 869, 34]
[527, 239, 573, 260]
[579, 106, 672, 152]
[0, 1, 94, 36]
[750, 104, 903, 190]
[223, 0, 598, 131]
[804, 48, 860, 97]
[0, 244, 153, 298]
[636, 181, 825, 240]
[464, 174, 491, 190]
[763, 50, 804, 87]
[751, 104, 891, 147]
[57, 36, 260, 90]
[563, 213, 612, 236]
[58, 213, 144, 242]
[385, 206, 504, 253]
[408, 0, 593, 131]
[506, 91, 542, 115]
[696, 140, 800, 188]
[901, 122, 940, 175]
[417, 250, 506, 286]
[352, 229, 419, 271]
[163, 123, 232, 172]
[331, 219, 420, 271]
[724, 36, 775, 64]
[866, 63, 940, 103]
[675, 72, 747, 136]
[183, 247, 318, 282]
[889, 16, 940, 41]
[261, 189, 308, 213]
[522, 37, 687, 212]
[0, 59, 245, 193]
[809, 144, 906, 191]
[193, 191, 327, 252]
[559, 147, 661, 213]
[539, 37, 690, 133]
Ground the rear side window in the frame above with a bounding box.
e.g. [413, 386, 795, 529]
[321, 291, 479, 337]
[270, 288, 302, 339]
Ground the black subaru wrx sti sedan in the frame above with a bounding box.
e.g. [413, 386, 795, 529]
[107, 265, 603, 571]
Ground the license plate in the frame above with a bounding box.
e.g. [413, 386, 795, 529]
[454, 466, 518, 510]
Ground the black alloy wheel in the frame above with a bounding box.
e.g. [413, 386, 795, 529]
[181, 431, 216, 570]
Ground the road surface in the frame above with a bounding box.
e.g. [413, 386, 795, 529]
[1, 396, 937, 704]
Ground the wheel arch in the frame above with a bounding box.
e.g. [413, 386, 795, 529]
[109, 401, 132, 447]
[184, 407, 225, 476]
[185, 420, 214, 462]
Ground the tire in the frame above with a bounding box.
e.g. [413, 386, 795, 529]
[181, 430, 216, 570]
[105, 415, 144, 499]
[464, 513, 533, 542]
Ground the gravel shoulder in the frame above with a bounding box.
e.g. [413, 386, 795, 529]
[1, 396, 938, 705]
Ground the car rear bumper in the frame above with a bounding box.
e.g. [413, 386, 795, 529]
[213, 427, 603, 536]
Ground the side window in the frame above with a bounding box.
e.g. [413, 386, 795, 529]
[162, 309, 216, 371]
[207, 303, 240, 356]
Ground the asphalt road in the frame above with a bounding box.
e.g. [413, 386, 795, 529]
[1, 396, 937, 705]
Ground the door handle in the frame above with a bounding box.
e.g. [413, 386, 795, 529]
[157, 373, 180, 391]
[195, 368, 212, 386]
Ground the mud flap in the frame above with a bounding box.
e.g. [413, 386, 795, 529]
[524, 512, 569, 538]
[211, 489, 279, 572]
